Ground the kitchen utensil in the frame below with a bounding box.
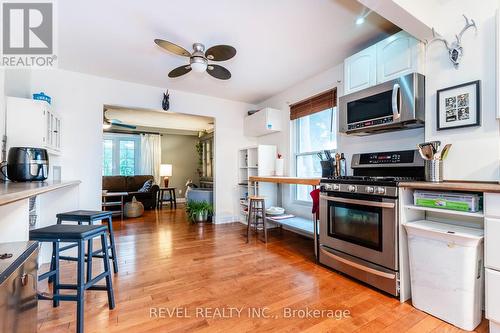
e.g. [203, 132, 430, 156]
[324, 150, 332, 161]
[417, 146, 429, 160]
[440, 144, 452, 160]
[317, 152, 324, 161]
[429, 141, 441, 154]
[335, 153, 341, 177]
[417, 143, 434, 160]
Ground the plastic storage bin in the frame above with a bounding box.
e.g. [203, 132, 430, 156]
[404, 220, 484, 331]
[413, 190, 481, 212]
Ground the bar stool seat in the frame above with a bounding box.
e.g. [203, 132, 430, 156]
[55, 210, 118, 280]
[30, 224, 115, 333]
[246, 196, 268, 243]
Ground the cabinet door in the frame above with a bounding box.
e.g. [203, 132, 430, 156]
[486, 268, 500, 322]
[343, 45, 376, 95]
[486, 217, 500, 270]
[376, 31, 420, 83]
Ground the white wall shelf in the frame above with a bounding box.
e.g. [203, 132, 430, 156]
[404, 204, 484, 218]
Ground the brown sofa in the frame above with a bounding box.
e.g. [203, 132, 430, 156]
[102, 175, 159, 209]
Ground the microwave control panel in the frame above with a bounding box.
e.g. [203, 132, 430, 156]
[347, 116, 393, 131]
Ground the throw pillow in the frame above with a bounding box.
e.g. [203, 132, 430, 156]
[138, 179, 153, 192]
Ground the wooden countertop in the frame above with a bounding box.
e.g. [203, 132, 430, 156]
[399, 181, 500, 193]
[249, 176, 320, 186]
[0, 180, 81, 206]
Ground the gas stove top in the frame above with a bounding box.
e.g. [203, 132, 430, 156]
[320, 150, 425, 197]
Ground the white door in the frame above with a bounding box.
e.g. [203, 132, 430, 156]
[343, 45, 376, 95]
[376, 31, 420, 83]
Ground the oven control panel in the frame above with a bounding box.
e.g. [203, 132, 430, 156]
[351, 150, 424, 168]
[320, 183, 397, 197]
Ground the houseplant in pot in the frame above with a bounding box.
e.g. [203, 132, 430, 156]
[186, 201, 213, 223]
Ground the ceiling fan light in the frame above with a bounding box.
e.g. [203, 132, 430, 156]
[191, 61, 207, 73]
[190, 56, 208, 73]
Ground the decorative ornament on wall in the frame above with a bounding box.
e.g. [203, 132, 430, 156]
[162, 90, 170, 111]
[428, 15, 477, 69]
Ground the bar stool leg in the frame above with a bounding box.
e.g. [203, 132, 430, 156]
[106, 216, 119, 273]
[76, 240, 85, 333]
[262, 200, 267, 243]
[52, 241, 60, 307]
[100, 233, 115, 309]
[246, 200, 252, 243]
[86, 238, 93, 282]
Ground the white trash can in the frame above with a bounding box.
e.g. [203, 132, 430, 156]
[404, 220, 484, 331]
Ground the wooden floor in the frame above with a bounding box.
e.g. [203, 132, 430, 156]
[37, 207, 488, 333]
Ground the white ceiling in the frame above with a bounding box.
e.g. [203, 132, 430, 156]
[58, 0, 397, 104]
[105, 107, 214, 132]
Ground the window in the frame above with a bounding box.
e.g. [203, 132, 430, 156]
[294, 108, 337, 202]
[290, 88, 338, 203]
[102, 133, 140, 176]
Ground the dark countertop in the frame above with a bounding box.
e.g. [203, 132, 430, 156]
[0, 241, 38, 285]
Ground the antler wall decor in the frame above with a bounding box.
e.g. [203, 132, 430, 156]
[428, 15, 477, 69]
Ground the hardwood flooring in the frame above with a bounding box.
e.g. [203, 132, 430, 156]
[37, 207, 488, 332]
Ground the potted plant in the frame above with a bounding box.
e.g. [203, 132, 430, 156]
[186, 200, 213, 223]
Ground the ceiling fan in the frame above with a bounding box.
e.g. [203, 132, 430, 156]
[154, 39, 236, 80]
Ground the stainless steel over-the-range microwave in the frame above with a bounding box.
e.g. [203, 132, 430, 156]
[339, 73, 425, 135]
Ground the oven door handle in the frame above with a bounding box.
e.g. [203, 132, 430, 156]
[320, 195, 395, 209]
[320, 248, 396, 280]
[392, 83, 401, 120]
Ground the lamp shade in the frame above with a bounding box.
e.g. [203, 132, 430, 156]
[160, 164, 172, 177]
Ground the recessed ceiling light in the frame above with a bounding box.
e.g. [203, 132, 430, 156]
[356, 17, 365, 25]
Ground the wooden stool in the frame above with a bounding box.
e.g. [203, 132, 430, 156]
[30, 224, 115, 333]
[246, 196, 268, 243]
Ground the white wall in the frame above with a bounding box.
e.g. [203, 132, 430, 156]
[395, 0, 500, 181]
[4, 69, 255, 223]
[257, 64, 424, 217]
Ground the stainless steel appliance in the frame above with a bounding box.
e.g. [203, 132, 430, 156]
[0, 241, 39, 333]
[7, 147, 49, 182]
[319, 150, 424, 296]
[339, 73, 425, 135]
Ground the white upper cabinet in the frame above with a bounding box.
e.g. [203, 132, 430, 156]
[344, 45, 377, 95]
[343, 31, 424, 96]
[6, 97, 62, 155]
[244, 108, 282, 137]
[376, 31, 423, 83]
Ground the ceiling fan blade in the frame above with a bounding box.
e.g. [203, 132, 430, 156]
[205, 45, 236, 61]
[207, 64, 231, 80]
[168, 65, 192, 78]
[109, 119, 137, 129]
[154, 39, 191, 57]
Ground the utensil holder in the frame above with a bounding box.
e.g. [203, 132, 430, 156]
[425, 160, 443, 182]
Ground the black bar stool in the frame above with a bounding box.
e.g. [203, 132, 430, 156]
[30, 224, 115, 333]
[54, 210, 118, 280]
[246, 196, 268, 243]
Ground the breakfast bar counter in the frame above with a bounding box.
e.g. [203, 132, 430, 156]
[399, 181, 500, 193]
[0, 180, 81, 206]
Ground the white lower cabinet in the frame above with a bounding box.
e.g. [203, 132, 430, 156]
[486, 193, 500, 332]
[486, 269, 500, 331]
[485, 217, 500, 270]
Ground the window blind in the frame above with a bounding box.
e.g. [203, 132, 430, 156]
[289, 88, 337, 120]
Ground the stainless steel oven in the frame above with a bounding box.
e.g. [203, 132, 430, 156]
[319, 192, 399, 296]
[318, 150, 425, 296]
[320, 192, 398, 267]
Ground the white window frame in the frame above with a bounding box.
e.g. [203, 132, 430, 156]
[292, 107, 337, 205]
[102, 133, 141, 176]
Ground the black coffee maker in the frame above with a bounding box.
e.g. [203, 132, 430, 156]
[7, 147, 49, 181]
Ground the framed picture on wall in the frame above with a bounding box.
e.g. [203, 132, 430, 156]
[436, 80, 481, 130]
